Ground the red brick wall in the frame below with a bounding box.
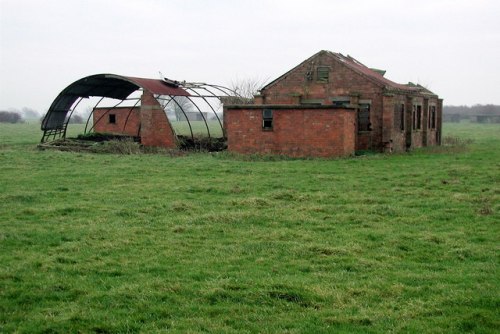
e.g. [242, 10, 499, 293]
[261, 52, 385, 151]
[93, 107, 141, 136]
[262, 52, 382, 104]
[391, 95, 407, 152]
[260, 51, 443, 152]
[225, 106, 355, 158]
[139, 92, 177, 148]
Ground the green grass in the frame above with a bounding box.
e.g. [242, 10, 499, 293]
[0, 122, 499, 333]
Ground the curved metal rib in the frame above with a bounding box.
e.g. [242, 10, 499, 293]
[84, 97, 105, 134]
[184, 95, 211, 139]
[62, 96, 84, 139]
[122, 98, 141, 133]
[158, 95, 194, 140]
[183, 87, 224, 138]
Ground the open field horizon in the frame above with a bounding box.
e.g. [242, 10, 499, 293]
[0, 122, 498, 333]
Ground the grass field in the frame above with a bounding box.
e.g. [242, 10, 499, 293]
[0, 122, 499, 333]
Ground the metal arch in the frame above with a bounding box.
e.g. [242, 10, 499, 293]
[205, 84, 242, 97]
[182, 87, 225, 137]
[156, 95, 195, 140]
[198, 83, 241, 98]
[84, 97, 105, 134]
[42, 73, 242, 144]
[177, 81, 242, 99]
[88, 99, 128, 133]
[184, 95, 211, 139]
[62, 96, 84, 139]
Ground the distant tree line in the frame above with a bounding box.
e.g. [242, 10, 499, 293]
[0, 111, 24, 123]
[444, 104, 500, 116]
[443, 104, 500, 123]
[0, 107, 88, 124]
[0, 107, 40, 123]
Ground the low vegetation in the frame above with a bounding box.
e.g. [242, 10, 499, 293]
[0, 122, 498, 333]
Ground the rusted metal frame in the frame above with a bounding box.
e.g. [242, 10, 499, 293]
[41, 129, 57, 142]
[194, 85, 234, 101]
[41, 128, 52, 142]
[122, 98, 141, 133]
[184, 95, 211, 139]
[53, 128, 61, 141]
[206, 84, 242, 97]
[84, 96, 105, 134]
[187, 83, 241, 98]
[155, 95, 194, 140]
[88, 98, 128, 133]
[183, 87, 224, 138]
[154, 95, 172, 109]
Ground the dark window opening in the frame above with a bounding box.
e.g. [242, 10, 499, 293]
[394, 103, 405, 131]
[332, 97, 350, 107]
[262, 109, 273, 130]
[400, 104, 405, 131]
[109, 114, 116, 124]
[358, 104, 371, 132]
[317, 67, 329, 82]
[416, 105, 422, 130]
[412, 105, 416, 130]
[412, 105, 422, 130]
[430, 106, 436, 129]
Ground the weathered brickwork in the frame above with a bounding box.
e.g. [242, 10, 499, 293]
[138, 92, 177, 148]
[252, 50, 442, 153]
[92, 91, 177, 148]
[225, 105, 355, 158]
[93, 107, 141, 136]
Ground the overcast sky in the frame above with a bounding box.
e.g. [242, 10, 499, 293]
[1, 0, 499, 113]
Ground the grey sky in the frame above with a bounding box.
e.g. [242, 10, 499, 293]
[1, 0, 499, 113]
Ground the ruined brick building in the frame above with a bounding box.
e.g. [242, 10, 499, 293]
[225, 50, 442, 157]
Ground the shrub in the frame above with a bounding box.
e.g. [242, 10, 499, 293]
[0, 111, 23, 123]
[177, 135, 227, 152]
[90, 139, 142, 154]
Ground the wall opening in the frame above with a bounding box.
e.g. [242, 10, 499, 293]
[262, 109, 273, 130]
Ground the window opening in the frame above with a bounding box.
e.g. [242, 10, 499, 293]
[400, 104, 405, 131]
[262, 109, 273, 130]
[416, 105, 422, 130]
[317, 67, 330, 82]
[412, 105, 422, 130]
[358, 104, 371, 132]
[394, 103, 405, 131]
[109, 114, 116, 124]
[332, 96, 350, 107]
[430, 106, 436, 129]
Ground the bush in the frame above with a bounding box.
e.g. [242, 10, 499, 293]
[77, 132, 139, 142]
[0, 111, 23, 123]
[90, 139, 142, 154]
[177, 135, 227, 152]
